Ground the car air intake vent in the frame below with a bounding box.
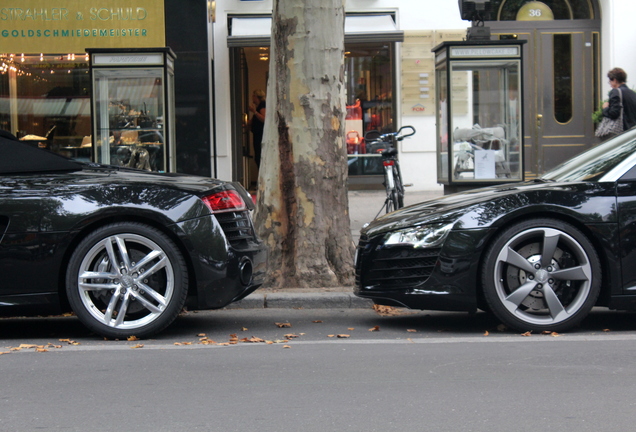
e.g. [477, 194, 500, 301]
[356, 234, 440, 290]
[215, 211, 255, 248]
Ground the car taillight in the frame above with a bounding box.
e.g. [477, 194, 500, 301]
[202, 190, 247, 213]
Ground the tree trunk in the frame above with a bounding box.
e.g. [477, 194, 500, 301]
[254, 0, 354, 288]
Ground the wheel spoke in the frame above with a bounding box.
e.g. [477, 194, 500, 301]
[543, 285, 568, 320]
[103, 291, 120, 324]
[114, 235, 132, 269]
[541, 230, 560, 267]
[104, 239, 122, 274]
[136, 254, 167, 278]
[504, 280, 537, 307]
[114, 293, 131, 327]
[79, 282, 118, 291]
[136, 282, 167, 307]
[131, 250, 163, 272]
[501, 247, 536, 274]
[551, 265, 590, 282]
[131, 291, 163, 314]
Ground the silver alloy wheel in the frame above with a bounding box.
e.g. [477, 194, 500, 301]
[76, 233, 175, 331]
[492, 227, 593, 326]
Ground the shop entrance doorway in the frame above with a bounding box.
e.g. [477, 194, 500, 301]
[229, 47, 268, 192]
[489, 1, 601, 177]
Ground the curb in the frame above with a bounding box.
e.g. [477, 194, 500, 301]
[225, 292, 374, 309]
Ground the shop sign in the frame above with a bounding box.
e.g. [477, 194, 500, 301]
[0, 0, 165, 53]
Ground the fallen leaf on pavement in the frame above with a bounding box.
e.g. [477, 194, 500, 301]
[337, 334, 350, 338]
[348, 328, 355, 331]
[275, 322, 292, 328]
[35, 348, 48, 353]
[131, 344, 144, 349]
[127, 336, 139, 341]
[284, 334, 299, 339]
[369, 326, 380, 332]
[312, 320, 323, 323]
[484, 331, 489, 336]
[241, 327, 248, 331]
[327, 335, 335, 338]
[603, 329, 611, 332]
[283, 345, 291, 349]
[521, 331, 532, 337]
[407, 329, 417, 333]
[241, 336, 265, 343]
[197, 333, 206, 337]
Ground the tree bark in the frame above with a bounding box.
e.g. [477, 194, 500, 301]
[254, 0, 354, 288]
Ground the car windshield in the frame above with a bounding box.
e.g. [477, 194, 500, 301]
[542, 130, 636, 182]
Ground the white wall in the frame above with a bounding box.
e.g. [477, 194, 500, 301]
[600, 0, 636, 95]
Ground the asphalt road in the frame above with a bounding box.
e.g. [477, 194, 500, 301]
[2, 308, 636, 431]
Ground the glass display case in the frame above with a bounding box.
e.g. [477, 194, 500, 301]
[433, 40, 525, 190]
[88, 48, 176, 172]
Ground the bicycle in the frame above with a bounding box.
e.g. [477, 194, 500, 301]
[364, 125, 416, 217]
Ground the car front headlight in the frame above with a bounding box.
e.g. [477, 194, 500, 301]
[384, 222, 454, 249]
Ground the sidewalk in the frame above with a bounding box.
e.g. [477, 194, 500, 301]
[230, 188, 443, 310]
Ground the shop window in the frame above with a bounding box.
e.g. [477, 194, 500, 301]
[0, 54, 91, 160]
[345, 43, 394, 176]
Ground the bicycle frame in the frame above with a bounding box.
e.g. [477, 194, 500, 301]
[367, 125, 415, 217]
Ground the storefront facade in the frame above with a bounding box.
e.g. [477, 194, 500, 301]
[0, 0, 213, 177]
[213, 0, 620, 191]
[1, 0, 632, 192]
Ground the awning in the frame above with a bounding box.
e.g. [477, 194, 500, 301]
[227, 15, 404, 47]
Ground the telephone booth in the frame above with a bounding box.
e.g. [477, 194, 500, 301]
[88, 48, 176, 173]
[433, 40, 526, 193]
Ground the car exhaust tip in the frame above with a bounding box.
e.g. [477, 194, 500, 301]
[239, 257, 253, 286]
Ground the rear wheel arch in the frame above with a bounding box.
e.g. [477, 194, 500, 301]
[57, 215, 199, 309]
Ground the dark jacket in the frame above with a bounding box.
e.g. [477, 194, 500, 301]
[603, 84, 636, 130]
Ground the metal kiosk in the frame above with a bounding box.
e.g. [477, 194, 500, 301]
[88, 48, 176, 173]
[433, 40, 526, 194]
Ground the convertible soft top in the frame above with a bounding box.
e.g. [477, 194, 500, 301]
[0, 130, 83, 174]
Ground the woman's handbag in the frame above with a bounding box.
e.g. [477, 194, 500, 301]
[596, 88, 624, 138]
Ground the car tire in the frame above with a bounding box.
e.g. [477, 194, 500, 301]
[66, 222, 188, 339]
[481, 218, 601, 333]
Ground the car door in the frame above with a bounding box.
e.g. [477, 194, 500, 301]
[617, 174, 636, 293]
[0, 176, 46, 297]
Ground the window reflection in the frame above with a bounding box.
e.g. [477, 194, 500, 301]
[345, 43, 394, 177]
[0, 54, 91, 161]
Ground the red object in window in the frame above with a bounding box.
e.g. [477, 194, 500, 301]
[202, 190, 247, 213]
[346, 99, 362, 120]
[346, 130, 365, 154]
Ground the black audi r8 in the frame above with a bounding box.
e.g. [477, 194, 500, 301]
[0, 131, 267, 338]
[356, 128, 636, 333]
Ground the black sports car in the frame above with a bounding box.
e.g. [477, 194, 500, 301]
[0, 131, 267, 338]
[355, 128, 636, 332]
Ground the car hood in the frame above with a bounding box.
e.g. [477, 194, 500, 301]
[361, 181, 611, 237]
